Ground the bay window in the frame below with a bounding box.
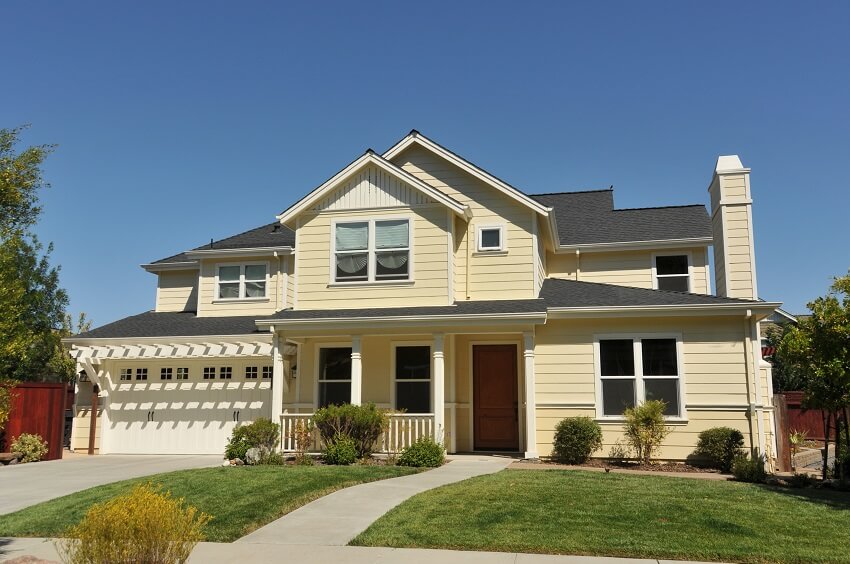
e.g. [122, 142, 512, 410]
[216, 263, 267, 300]
[596, 335, 682, 418]
[334, 218, 410, 283]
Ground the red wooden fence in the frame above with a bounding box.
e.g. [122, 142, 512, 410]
[2, 382, 67, 460]
[782, 391, 826, 441]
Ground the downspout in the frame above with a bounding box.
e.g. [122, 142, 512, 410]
[465, 219, 471, 300]
[273, 251, 283, 310]
[744, 310, 766, 458]
[575, 249, 581, 281]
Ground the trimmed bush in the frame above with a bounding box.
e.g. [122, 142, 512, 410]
[56, 483, 210, 564]
[623, 400, 670, 464]
[224, 418, 280, 463]
[693, 427, 744, 472]
[11, 433, 48, 463]
[324, 435, 357, 465]
[552, 417, 603, 464]
[398, 437, 444, 467]
[313, 403, 388, 458]
[732, 453, 767, 483]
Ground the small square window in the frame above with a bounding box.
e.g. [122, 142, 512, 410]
[203, 367, 216, 380]
[160, 368, 173, 380]
[176, 367, 189, 380]
[654, 255, 690, 292]
[478, 226, 504, 251]
[262, 366, 273, 379]
[220, 367, 233, 380]
[245, 366, 258, 379]
[136, 368, 148, 381]
[120, 368, 132, 381]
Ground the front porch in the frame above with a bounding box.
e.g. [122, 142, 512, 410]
[268, 329, 541, 457]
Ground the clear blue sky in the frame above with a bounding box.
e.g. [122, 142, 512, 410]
[3, 1, 848, 326]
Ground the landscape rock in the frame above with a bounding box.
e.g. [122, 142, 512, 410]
[245, 448, 261, 465]
[221, 460, 231, 467]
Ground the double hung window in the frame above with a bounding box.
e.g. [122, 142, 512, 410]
[334, 219, 410, 282]
[654, 255, 690, 292]
[394, 346, 431, 414]
[217, 264, 267, 299]
[318, 347, 352, 408]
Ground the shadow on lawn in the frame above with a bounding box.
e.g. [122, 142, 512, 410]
[757, 483, 850, 510]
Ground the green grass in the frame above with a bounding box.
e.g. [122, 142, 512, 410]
[352, 469, 850, 563]
[0, 465, 416, 542]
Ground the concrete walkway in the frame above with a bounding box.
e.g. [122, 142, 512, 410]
[238, 455, 513, 546]
[0, 538, 725, 564]
[0, 454, 220, 515]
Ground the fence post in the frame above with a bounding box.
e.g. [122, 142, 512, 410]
[773, 393, 791, 472]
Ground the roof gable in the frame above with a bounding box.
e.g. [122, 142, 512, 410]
[277, 151, 468, 225]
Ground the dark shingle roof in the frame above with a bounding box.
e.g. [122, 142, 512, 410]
[73, 311, 266, 339]
[267, 299, 546, 321]
[152, 223, 295, 265]
[530, 190, 711, 246]
[540, 278, 758, 308]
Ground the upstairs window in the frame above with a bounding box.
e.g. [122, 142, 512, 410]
[334, 219, 410, 283]
[654, 255, 690, 292]
[477, 225, 505, 252]
[217, 264, 267, 300]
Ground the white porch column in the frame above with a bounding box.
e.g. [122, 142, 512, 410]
[271, 328, 284, 419]
[350, 336, 362, 405]
[523, 331, 539, 459]
[433, 333, 445, 445]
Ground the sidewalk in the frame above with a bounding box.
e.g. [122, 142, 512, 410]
[238, 455, 512, 545]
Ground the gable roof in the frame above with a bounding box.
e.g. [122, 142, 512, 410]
[277, 150, 468, 225]
[144, 222, 295, 269]
[383, 130, 552, 217]
[530, 189, 712, 249]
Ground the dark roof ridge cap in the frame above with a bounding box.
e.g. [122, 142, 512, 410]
[530, 188, 614, 196]
[613, 204, 706, 212]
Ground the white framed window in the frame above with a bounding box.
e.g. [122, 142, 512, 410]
[203, 367, 216, 380]
[476, 225, 506, 252]
[160, 367, 173, 380]
[216, 263, 268, 300]
[120, 368, 132, 381]
[317, 347, 352, 408]
[176, 367, 189, 380]
[220, 366, 233, 380]
[262, 366, 273, 379]
[332, 218, 411, 283]
[393, 345, 432, 414]
[652, 253, 691, 292]
[594, 334, 684, 419]
[245, 366, 258, 379]
[135, 368, 148, 381]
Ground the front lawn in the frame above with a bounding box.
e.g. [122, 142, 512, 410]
[0, 465, 416, 542]
[352, 469, 850, 563]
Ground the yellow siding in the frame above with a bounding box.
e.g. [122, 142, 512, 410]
[391, 146, 536, 300]
[198, 255, 282, 317]
[296, 206, 450, 309]
[156, 270, 198, 312]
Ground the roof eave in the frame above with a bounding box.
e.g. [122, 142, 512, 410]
[256, 311, 547, 330]
[184, 246, 294, 259]
[553, 237, 714, 253]
[140, 261, 200, 273]
[547, 302, 781, 320]
[63, 333, 273, 346]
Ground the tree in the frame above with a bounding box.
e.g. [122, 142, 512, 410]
[778, 271, 850, 481]
[0, 126, 70, 381]
[766, 323, 807, 392]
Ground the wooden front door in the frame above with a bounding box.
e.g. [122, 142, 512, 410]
[473, 344, 519, 451]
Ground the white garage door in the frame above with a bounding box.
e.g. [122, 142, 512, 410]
[105, 379, 272, 455]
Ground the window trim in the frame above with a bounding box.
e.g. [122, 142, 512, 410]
[476, 224, 507, 252]
[593, 332, 687, 422]
[214, 261, 270, 302]
[314, 342, 353, 409]
[390, 342, 433, 414]
[329, 216, 414, 285]
[651, 252, 692, 293]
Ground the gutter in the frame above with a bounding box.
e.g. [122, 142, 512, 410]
[546, 301, 781, 319]
[141, 261, 200, 273]
[255, 311, 548, 330]
[185, 246, 294, 258]
[553, 237, 714, 254]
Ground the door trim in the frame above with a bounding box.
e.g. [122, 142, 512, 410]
[468, 340, 522, 452]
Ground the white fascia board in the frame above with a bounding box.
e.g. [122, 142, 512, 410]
[547, 301, 781, 320]
[276, 151, 468, 225]
[382, 132, 551, 217]
[62, 333, 274, 347]
[255, 311, 547, 331]
[553, 237, 713, 254]
[185, 246, 294, 259]
[140, 261, 200, 273]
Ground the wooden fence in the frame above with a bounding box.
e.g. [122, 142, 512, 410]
[2, 382, 68, 461]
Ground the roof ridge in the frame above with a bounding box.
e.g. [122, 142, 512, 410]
[530, 188, 613, 196]
[193, 221, 284, 250]
[613, 204, 706, 212]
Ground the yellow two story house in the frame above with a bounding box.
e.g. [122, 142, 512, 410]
[67, 132, 779, 463]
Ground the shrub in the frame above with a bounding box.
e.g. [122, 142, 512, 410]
[11, 433, 48, 463]
[787, 472, 817, 488]
[693, 427, 744, 472]
[313, 403, 389, 458]
[288, 419, 315, 465]
[56, 483, 210, 564]
[324, 435, 357, 465]
[623, 400, 670, 465]
[224, 418, 280, 463]
[732, 453, 767, 483]
[552, 417, 603, 464]
[398, 437, 445, 467]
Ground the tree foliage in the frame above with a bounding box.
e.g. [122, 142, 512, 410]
[0, 126, 71, 381]
[765, 323, 807, 392]
[778, 270, 850, 480]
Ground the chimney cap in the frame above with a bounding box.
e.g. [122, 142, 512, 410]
[715, 155, 748, 174]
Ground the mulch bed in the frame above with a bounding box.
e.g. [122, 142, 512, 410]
[511, 458, 728, 479]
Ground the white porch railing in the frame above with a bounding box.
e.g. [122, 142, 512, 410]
[279, 412, 435, 453]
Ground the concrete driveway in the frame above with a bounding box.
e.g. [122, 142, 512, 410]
[0, 453, 220, 515]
